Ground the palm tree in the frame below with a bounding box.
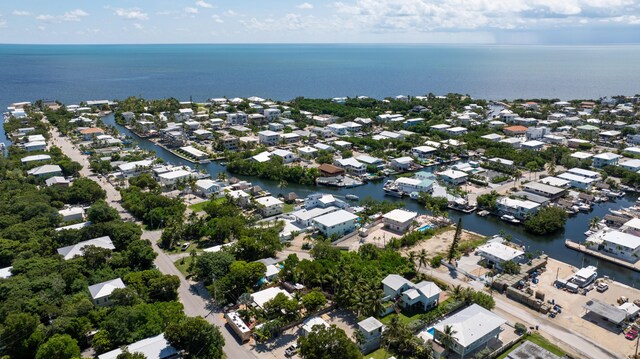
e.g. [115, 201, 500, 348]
[512, 170, 522, 190]
[546, 161, 557, 176]
[440, 325, 458, 356]
[589, 216, 601, 230]
[408, 251, 418, 269]
[418, 249, 429, 272]
[217, 171, 227, 181]
[382, 317, 404, 359]
[451, 284, 464, 302]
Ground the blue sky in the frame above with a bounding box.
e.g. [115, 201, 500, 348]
[1, 0, 639, 44]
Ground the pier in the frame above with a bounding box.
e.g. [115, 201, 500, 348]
[565, 239, 640, 272]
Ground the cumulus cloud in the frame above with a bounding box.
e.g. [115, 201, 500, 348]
[12, 10, 31, 16]
[185, 7, 199, 15]
[196, 0, 214, 8]
[114, 8, 149, 21]
[212, 14, 224, 23]
[62, 9, 89, 22]
[332, 0, 640, 32]
[297, 2, 314, 9]
[35, 14, 55, 22]
[133, 23, 144, 30]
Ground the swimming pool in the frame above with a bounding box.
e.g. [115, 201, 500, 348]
[418, 224, 433, 232]
[427, 327, 435, 335]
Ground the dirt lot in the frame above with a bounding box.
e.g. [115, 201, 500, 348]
[533, 258, 639, 357]
[400, 228, 485, 257]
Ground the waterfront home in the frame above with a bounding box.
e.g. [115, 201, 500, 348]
[79, 127, 105, 140]
[358, 317, 385, 353]
[522, 182, 566, 199]
[587, 229, 640, 262]
[412, 145, 437, 160]
[334, 157, 366, 175]
[382, 209, 418, 233]
[24, 141, 46, 152]
[57, 236, 115, 261]
[157, 169, 196, 187]
[496, 197, 540, 220]
[357, 155, 385, 170]
[221, 135, 239, 151]
[557, 173, 595, 190]
[620, 159, 640, 172]
[317, 163, 345, 177]
[118, 159, 155, 178]
[271, 149, 296, 164]
[226, 189, 251, 207]
[390, 157, 414, 171]
[20, 154, 51, 165]
[254, 196, 284, 218]
[521, 140, 545, 151]
[193, 129, 212, 140]
[97, 334, 178, 359]
[27, 164, 62, 178]
[45, 176, 70, 187]
[89, 278, 126, 307]
[304, 193, 348, 210]
[252, 151, 272, 163]
[437, 169, 468, 185]
[481, 133, 504, 142]
[381, 274, 441, 312]
[258, 130, 280, 146]
[476, 242, 525, 270]
[27, 134, 46, 143]
[395, 177, 433, 194]
[503, 125, 528, 137]
[592, 152, 621, 168]
[312, 209, 358, 238]
[180, 146, 208, 161]
[59, 207, 85, 222]
[433, 304, 506, 359]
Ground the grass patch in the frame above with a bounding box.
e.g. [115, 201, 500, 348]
[379, 310, 422, 326]
[174, 256, 194, 277]
[189, 197, 226, 213]
[283, 203, 295, 213]
[366, 348, 407, 359]
[496, 332, 565, 359]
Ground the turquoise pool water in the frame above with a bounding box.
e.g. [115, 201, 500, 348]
[418, 225, 433, 232]
[427, 327, 435, 335]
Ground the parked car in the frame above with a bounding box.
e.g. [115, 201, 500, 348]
[626, 329, 638, 340]
[596, 283, 609, 292]
[181, 242, 191, 251]
[285, 344, 298, 357]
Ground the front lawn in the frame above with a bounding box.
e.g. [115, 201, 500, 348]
[379, 310, 422, 326]
[283, 203, 295, 213]
[174, 256, 194, 277]
[189, 197, 226, 212]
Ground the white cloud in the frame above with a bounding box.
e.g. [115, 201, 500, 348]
[212, 15, 224, 23]
[196, 1, 214, 8]
[62, 9, 89, 22]
[114, 8, 149, 21]
[12, 10, 31, 16]
[297, 2, 314, 9]
[35, 14, 55, 22]
[225, 10, 238, 16]
[37, 25, 46, 31]
[185, 7, 199, 15]
[0, 19, 6, 29]
[133, 23, 144, 30]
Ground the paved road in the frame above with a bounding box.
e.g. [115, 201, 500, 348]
[49, 125, 257, 359]
[424, 267, 623, 359]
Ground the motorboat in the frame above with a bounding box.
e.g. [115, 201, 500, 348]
[500, 214, 521, 224]
[383, 180, 404, 197]
[345, 194, 359, 201]
[409, 192, 420, 200]
[577, 203, 591, 212]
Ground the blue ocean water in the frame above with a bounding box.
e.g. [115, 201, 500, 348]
[0, 44, 639, 105]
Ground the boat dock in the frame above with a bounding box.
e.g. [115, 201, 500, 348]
[565, 239, 640, 272]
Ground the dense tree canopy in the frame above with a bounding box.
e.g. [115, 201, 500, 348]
[297, 325, 362, 359]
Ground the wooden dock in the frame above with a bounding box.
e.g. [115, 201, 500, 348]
[565, 239, 640, 272]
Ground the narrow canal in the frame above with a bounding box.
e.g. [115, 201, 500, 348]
[103, 113, 640, 286]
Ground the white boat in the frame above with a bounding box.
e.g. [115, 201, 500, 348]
[500, 214, 521, 224]
[577, 203, 591, 212]
[409, 192, 420, 200]
[584, 230, 594, 236]
[345, 194, 359, 201]
[383, 180, 405, 197]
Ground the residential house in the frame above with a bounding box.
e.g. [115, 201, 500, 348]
[592, 152, 621, 168]
[395, 177, 433, 194]
[20, 154, 51, 165]
[57, 236, 115, 261]
[27, 164, 62, 178]
[327, 123, 348, 136]
[157, 169, 196, 187]
[496, 197, 540, 220]
[390, 157, 414, 171]
[445, 126, 468, 137]
[521, 140, 545, 151]
[412, 145, 437, 161]
[312, 210, 359, 238]
[118, 159, 154, 178]
[358, 317, 385, 354]
[97, 334, 179, 359]
[255, 196, 284, 217]
[620, 159, 640, 172]
[45, 176, 70, 187]
[522, 182, 566, 199]
[271, 149, 296, 164]
[437, 169, 468, 185]
[334, 157, 366, 175]
[268, 122, 284, 131]
[226, 112, 248, 125]
[481, 133, 504, 142]
[476, 242, 525, 269]
[503, 125, 528, 137]
[80, 127, 105, 140]
[588, 229, 640, 262]
[258, 130, 280, 146]
[499, 137, 523, 148]
[557, 173, 596, 190]
[382, 209, 418, 233]
[291, 206, 339, 228]
[302, 317, 330, 336]
[356, 155, 385, 170]
[433, 304, 506, 359]
[317, 163, 345, 177]
[382, 274, 441, 312]
[263, 108, 281, 121]
[59, 207, 85, 222]
[24, 141, 46, 152]
[221, 135, 239, 151]
[279, 133, 300, 144]
[195, 179, 223, 197]
[89, 278, 126, 307]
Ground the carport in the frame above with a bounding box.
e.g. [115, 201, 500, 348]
[583, 299, 627, 327]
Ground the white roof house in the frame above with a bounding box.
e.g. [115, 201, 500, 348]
[45, 176, 70, 186]
[477, 242, 525, 263]
[97, 334, 178, 359]
[383, 209, 418, 225]
[302, 317, 330, 335]
[88, 278, 126, 301]
[251, 287, 293, 308]
[255, 196, 284, 208]
[434, 304, 506, 353]
[21, 154, 52, 164]
[27, 164, 62, 177]
[313, 210, 358, 228]
[566, 167, 600, 179]
[57, 236, 115, 260]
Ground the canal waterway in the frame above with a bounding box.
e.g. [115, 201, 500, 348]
[99, 114, 640, 287]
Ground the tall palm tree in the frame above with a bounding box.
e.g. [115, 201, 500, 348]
[440, 325, 458, 356]
[513, 170, 522, 190]
[451, 284, 464, 302]
[418, 249, 429, 272]
[589, 216, 601, 230]
[408, 251, 418, 269]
